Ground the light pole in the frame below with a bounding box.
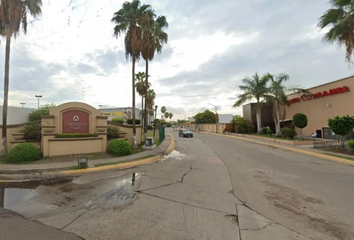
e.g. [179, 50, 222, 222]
[20, 103, 25, 108]
[208, 103, 218, 133]
[98, 105, 103, 109]
[35, 95, 42, 109]
[153, 105, 158, 137]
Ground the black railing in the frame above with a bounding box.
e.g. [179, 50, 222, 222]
[313, 140, 343, 149]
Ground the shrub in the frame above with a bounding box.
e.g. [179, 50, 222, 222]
[107, 139, 131, 156]
[328, 115, 354, 147]
[55, 133, 98, 138]
[281, 127, 296, 139]
[266, 128, 272, 135]
[107, 126, 119, 139]
[233, 117, 253, 133]
[127, 119, 141, 124]
[166, 122, 172, 127]
[28, 103, 55, 122]
[292, 113, 308, 138]
[348, 140, 354, 151]
[23, 122, 41, 140]
[8, 143, 40, 163]
[261, 127, 269, 135]
[111, 118, 124, 124]
[147, 125, 153, 130]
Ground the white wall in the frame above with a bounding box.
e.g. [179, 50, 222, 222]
[0, 106, 35, 124]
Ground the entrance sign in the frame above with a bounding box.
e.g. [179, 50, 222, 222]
[289, 86, 349, 104]
[62, 110, 89, 133]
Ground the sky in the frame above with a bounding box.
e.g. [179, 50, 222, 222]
[0, 0, 353, 121]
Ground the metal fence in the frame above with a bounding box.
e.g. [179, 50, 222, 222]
[313, 140, 344, 149]
[159, 126, 165, 142]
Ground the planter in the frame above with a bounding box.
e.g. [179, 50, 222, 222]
[12, 133, 24, 140]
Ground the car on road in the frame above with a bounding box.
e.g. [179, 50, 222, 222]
[179, 129, 193, 138]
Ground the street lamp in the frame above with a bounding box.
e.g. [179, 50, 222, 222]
[208, 103, 218, 133]
[20, 103, 25, 108]
[98, 105, 103, 109]
[153, 105, 158, 137]
[35, 95, 42, 109]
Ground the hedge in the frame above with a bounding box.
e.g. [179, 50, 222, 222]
[127, 119, 141, 124]
[111, 118, 124, 124]
[55, 133, 98, 138]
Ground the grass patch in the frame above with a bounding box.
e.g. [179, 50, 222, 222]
[94, 154, 157, 167]
[131, 144, 145, 154]
[324, 153, 354, 161]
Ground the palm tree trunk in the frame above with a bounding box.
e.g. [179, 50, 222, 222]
[144, 60, 148, 143]
[132, 58, 137, 148]
[275, 101, 281, 136]
[1, 32, 11, 156]
[256, 108, 262, 134]
[140, 95, 145, 142]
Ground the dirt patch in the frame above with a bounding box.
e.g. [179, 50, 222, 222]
[259, 178, 353, 240]
[225, 214, 239, 224]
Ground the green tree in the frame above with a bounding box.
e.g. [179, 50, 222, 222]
[328, 115, 354, 147]
[168, 112, 173, 120]
[292, 113, 308, 139]
[28, 103, 56, 122]
[194, 110, 217, 124]
[317, 0, 354, 63]
[0, 0, 42, 155]
[161, 106, 166, 119]
[263, 73, 308, 136]
[140, 11, 168, 143]
[111, 0, 152, 148]
[232, 73, 269, 134]
[233, 116, 253, 134]
[164, 111, 169, 119]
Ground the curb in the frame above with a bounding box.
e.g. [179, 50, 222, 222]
[0, 134, 177, 182]
[164, 133, 176, 155]
[212, 133, 354, 166]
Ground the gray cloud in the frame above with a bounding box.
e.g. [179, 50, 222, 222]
[85, 48, 126, 75]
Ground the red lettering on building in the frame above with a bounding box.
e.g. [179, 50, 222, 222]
[62, 110, 89, 133]
[288, 86, 350, 104]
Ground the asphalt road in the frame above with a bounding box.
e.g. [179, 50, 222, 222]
[1, 128, 353, 240]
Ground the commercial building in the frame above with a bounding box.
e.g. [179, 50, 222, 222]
[243, 103, 274, 131]
[243, 75, 354, 139]
[100, 107, 155, 124]
[0, 106, 35, 124]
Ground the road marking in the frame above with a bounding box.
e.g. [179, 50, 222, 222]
[211, 133, 354, 166]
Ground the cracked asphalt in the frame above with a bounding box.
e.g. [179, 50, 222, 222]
[1, 128, 354, 240]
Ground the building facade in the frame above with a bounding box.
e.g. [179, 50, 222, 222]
[243, 103, 274, 132]
[281, 76, 353, 138]
[0, 106, 35, 125]
[242, 76, 354, 138]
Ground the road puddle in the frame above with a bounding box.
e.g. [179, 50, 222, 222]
[163, 150, 186, 161]
[0, 179, 72, 215]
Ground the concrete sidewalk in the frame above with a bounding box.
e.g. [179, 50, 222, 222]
[0, 135, 171, 173]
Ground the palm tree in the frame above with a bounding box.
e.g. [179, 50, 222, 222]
[140, 12, 168, 142]
[232, 73, 269, 134]
[135, 71, 150, 142]
[168, 112, 173, 120]
[111, 0, 152, 148]
[0, 0, 42, 155]
[161, 106, 166, 119]
[317, 0, 354, 63]
[164, 112, 169, 119]
[263, 73, 308, 136]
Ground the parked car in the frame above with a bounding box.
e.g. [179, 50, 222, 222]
[179, 129, 193, 138]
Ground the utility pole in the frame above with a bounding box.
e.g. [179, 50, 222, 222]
[20, 103, 25, 108]
[35, 95, 42, 109]
[208, 103, 218, 133]
[98, 105, 103, 109]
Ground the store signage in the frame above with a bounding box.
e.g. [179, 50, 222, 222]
[62, 110, 89, 133]
[289, 86, 349, 104]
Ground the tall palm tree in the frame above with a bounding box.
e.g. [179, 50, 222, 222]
[111, 0, 152, 148]
[317, 0, 354, 63]
[0, 0, 42, 155]
[164, 112, 169, 119]
[135, 71, 150, 142]
[263, 73, 308, 136]
[161, 106, 166, 119]
[141, 12, 168, 141]
[232, 73, 269, 134]
[146, 89, 156, 110]
[168, 112, 173, 120]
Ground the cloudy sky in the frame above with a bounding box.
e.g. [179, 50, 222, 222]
[0, 0, 353, 120]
